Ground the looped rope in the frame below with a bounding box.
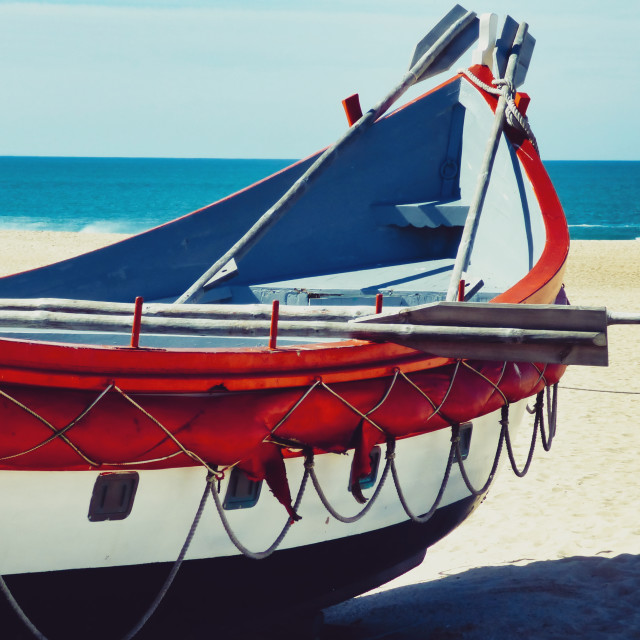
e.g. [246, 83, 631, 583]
[541, 383, 558, 451]
[208, 466, 310, 560]
[459, 67, 539, 154]
[0, 474, 213, 640]
[389, 425, 458, 523]
[1, 380, 562, 639]
[456, 416, 505, 496]
[305, 442, 393, 524]
[0, 355, 562, 640]
[504, 401, 537, 477]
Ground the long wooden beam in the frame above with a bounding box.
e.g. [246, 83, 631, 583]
[0, 308, 607, 365]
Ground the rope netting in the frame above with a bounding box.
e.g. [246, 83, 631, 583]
[0, 364, 559, 640]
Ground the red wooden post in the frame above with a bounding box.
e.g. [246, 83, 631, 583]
[515, 92, 530, 116]
[130, 296, 143, 348]
[375, 293, 383, 314]
[457, 279, 465, 302]
[269, 299, 280, 349]
[342, 94, 363, 126]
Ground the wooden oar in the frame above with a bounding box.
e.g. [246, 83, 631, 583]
[445, 20, 530, 301]
[0, 297, 384, 322]
[0, 309, 605, 366]
[0, 298, 619, 366]
[175, 5, 479, 304]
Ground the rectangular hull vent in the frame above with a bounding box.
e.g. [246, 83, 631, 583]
[88, 472, 139, 522]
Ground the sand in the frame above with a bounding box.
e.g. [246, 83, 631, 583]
[0, 234, 638, 638]
[325, 240, 640, 639]
[0, 230, 128, 277]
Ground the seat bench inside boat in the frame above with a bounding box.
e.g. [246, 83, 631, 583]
[205, 257, 492, 306]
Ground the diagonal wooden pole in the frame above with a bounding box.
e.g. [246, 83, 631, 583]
[176, 7, 478, 304]
[445, 21, 529, 302]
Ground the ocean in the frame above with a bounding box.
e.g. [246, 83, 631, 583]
[0, 157, 637, 240]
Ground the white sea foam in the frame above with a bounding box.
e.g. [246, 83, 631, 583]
[79, 221, 134, 234]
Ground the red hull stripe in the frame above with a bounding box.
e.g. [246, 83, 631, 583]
[0, 69, 569, 498]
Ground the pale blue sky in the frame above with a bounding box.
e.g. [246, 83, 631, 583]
[0, 0, 637, 159]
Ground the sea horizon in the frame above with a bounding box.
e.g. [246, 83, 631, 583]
[0, 157, 638, 240]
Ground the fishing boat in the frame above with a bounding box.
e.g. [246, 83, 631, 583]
[0, 7, 612, 639]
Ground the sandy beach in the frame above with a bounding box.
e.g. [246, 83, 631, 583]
[326, 239, 640, 639]
[0, 233, 638, 638]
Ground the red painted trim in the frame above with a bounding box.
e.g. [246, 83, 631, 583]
[0, 68, 568, 395]
[454, 65, 570, 305]
[342, 94, 363, 126]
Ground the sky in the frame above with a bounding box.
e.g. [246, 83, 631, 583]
[0, 0, 638, 160]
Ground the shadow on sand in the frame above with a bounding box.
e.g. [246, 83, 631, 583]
[322, 553, 640, 640]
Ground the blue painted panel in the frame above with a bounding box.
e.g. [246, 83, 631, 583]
[0, 82, 465, 302]
[0, 75, 548, 310]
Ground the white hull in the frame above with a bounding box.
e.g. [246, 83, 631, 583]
[0, 401, 526, 576]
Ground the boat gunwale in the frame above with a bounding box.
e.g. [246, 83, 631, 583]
[0, 66, 569, 393]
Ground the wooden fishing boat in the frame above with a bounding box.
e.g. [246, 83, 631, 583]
[0, 7, 611, 639]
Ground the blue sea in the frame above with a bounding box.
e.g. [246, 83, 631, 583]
[0, 157, 637, 240]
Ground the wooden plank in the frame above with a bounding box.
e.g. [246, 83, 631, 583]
[356, 301, 609, 332]
[445, 20, 529, 301]
[607, 311, 640, 325]
[0, 310, 607, 365]
[0, 298, 615, 335]
[0, 298, 382, 322]
[396, 338, 607, 366]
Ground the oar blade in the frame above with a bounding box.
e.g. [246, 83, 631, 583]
[354, 301, 610, 366]
[392, 337, 608, 367]
[409, 4, 479, 82]
[514, 32, 536, 87]
[493, 15, 518, 80]
[493, 15, 535, 87]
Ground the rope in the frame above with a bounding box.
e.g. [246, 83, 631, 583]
[461, 361, 509, 407]
[306, 444, 393, 524]
[0, 576, 47, 640]
[456, 415, 505, 496]
[540, 384, 558, 452]
[120, 477, 211, 640]
[0, 377, 562, 639]
[459, 67, 539, 154]
[390, 426, 458, 523]
[560, 385, 640, 395]
[113, 386, 220, 477]
[0, 387, 99, 466]
[208, 465, 310, 560]
[0, 383, 113, 463]
[503, 402, 538, 477]
[0, 476, 212, 640]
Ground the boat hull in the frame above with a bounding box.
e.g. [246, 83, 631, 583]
[0, 493, 481, 640]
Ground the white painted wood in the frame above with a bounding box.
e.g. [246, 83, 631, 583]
[0, 402, 526, 575]
[446, 21, 529, 302]
[471, 13, 498, 70]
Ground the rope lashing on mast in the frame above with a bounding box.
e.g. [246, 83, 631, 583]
[459, 66, 539, 153]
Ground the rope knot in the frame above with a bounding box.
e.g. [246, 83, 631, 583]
[492, 77, 515, 96]
[206, 469, 225, 483]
